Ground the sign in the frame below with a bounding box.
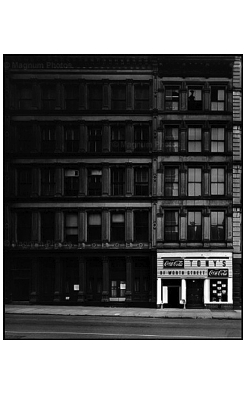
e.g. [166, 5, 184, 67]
[208, 269, 228, 278]
[160, 270, 207, 277]
[74, 284, 79, 291]
[163, 259, 184, 268]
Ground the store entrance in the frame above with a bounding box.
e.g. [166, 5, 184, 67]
[168, 286, 180, 308]
[186, 279, 204, 308]
[110, 259, 126, 302]
[110, 280, 126, 301]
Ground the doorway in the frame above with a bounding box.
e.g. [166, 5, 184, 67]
[186, 279, 204, 308]
[110, 280, 126, 300]
[168, 286, 180, 308]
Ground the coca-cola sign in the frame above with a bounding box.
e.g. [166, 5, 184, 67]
[163, 260, 184, 268]
[208, 269, 228, 277]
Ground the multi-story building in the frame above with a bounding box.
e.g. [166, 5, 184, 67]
[4, 55, 242, 309]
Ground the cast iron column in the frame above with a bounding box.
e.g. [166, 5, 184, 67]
[102, 256, 109, 302]
[78, 257, 86, 303]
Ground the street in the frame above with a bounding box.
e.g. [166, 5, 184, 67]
[4, 314, 242, 339]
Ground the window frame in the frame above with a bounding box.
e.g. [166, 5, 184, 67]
[111, 168, 125, 196]
[187, 211, 202, 241]
[41, 211, 55, 243]
[88, 84, 103, 110]
[18, 84, 32, 110]
[164, 86, 180, 111]
[211, 168, 225, 196]
[211, 86, 225, 111]
[17, 212, 32, 242]
[111, 84, 127, 110]
[87, 212, 102, 243]
[64, 84, 79, 111]
[64, 169, 79, 196]
[134, 83, 150, 110]
[188, 168, 202, 197]
[134, 167, 149, 196]
[164, 126, 179, 153]
[164, 167, 179, 197]
[18, 168, 32, 197]
[65, 212, 78, 244]
[111, 125, 125, 152]
[111, 211, 125, 242]
[41, 125, 56, 153]
[134, 210, 149, 242]
[188, 127, 202, 153]
[88, 126, 102, 153]
[211, 127, 225, 153]
[41, 168, 55, 196]
[164, 211, 179, 242]
[88, 169, 102, 196]
[210, 211, 225, 241]
[17, 124, 34, 153]
[64, 125, 79, 153]
[41, 84, 56, 111]
[188, 86, 203, 111]
[134, 124, 149, 152]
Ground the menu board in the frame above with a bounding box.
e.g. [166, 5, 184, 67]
[210, 280, 227, 302]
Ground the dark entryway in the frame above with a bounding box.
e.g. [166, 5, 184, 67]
[12, 278, 30, 301]
[168, 286, 180, 308]
[186, 279, 204, 308]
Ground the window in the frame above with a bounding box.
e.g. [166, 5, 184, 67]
[211, 211, 225, 241]
[135, 167, 149, 196]
[65, 84, 79, 110]
[41, 168, 55, 196]
[211, 87, 225, 111]
[134, 211, 149, 242]
[88, 127, 102, 152]
[65, 126, 79, 152]
[111, 212, 125, 242]
[111, 125, 125, 152]
[211, 168, 225, 195]
[188, 127, 202, 152]
[134, 125, 149, 152]
[42, 85, 56, 110]
[41, 126, 56, 152]
[19, 84, 32, 110]
[134, 84, 149, 110]
[88, 169, 102, 196]
[64, 169, 79, 196]
[164, 211, 179, 241]
[18, 124, 34, 152]
[165, 86, 179, 110]
[111, 84, 126, 110]
[211, 128, 225, 152]
[18, 169, 32, 196]
[164, 126, 179, 152]
[41, 212, 55, 242]
[164, 168, 179, 196]
[187, 211, 202, 241]
[188, 168, 202, 196]
[188, 88, 202, 110]
[111, 168, 125, 196]
[65, 213, 78, 244]
[210, 279, 227, 302]
[17, 212, 32, 242]
[88, 213, 102, 242]
[88, 84, 103, 110]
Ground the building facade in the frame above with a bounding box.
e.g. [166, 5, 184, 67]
[4, 55, 242, 309]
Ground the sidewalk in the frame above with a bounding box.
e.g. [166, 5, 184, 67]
[5, 304, 242, 320]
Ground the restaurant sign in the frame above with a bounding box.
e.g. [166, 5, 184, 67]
[163, 260, 184, 268]
[208, 269, 228, 278]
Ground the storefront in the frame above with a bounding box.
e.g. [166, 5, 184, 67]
[157, 251, 233, 309]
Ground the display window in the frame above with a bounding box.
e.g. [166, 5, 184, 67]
[210, 279, 228, 302]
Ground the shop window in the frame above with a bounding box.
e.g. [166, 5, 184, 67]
[111, 168, 125, 196]
[18, 84, 32, 110]
[88, 169, 102, 196]
[17, 124, 34, 152]
[211, 168, 225, 195]
[135, 167, 149, 196]
[111, 212, 125, 242]
[165, 86, 179, 110]
[42, 85, 56, 111]
[88, 213, 102, 242]
[88, 84, 103, 110]
[134, 125, 149, 152]
[41, 168, 55, 196]
[164, 211, 179, 241]
[41, 212, 55, 243]
[88, 127, 102, 153]
[134, 84, 149, 110]
[65, 126, 79, 152]
[211, 87, 225, 111]
[188, 168, 202, 196]
[188, 127, 202, 152]
[17, 212, 32, 242]
[211, 127, 225, 152]
[64, 84, 79, 110]
[111, 84, 126, 110]
[65, 213, 78, 244]
[134, 211, 149, 242]
[41, 126, 56, 152]
[18, 168, 32, 197]
[210, 279, 227, 302]
[164, 168, 179, 196]
[164, 126, 179, 152]
[188, 88, 202, 110]
[64, 169, 79, 196]
[187, 211, 202, 241]
[211, 211, 225, 241]
[111, 125, 125, 152]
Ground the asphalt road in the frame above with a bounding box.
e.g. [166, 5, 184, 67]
[4, 314, 242, 340]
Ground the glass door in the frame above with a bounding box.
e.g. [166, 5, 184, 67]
[110, 280, 126, 299]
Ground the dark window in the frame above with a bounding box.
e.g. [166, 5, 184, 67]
[211, 87, 225, 111]
[19, 85, 32, 110]
[88, 85, 103, 110]
[188, 127, 202, 152]
[210, 279, 227, 302]
[88, 213, 102, 242]
[41, 168, 55, 196]
[165, 86, 179, 110]
[88, 169, 102, 196]
[111, 85, 126, 110]
[188, 168, 202, 196]
[165, 168, 179, 196]
[135, 167, 149, 196]
[65, 85, 79, 110]
[211, 168, 225, 195]
[187, 212, 202, 241]
[134, 125, 149, 152]
[134, 84, 149, 110]
[211, 211, 225, 241]
[188, 88, 202, 110]
[111, 125, 125, 152]
[111, 212, 125, 242]
[18, 169, 32, 196]
[64, 170, 79, 196]
[88, 127, 102, 152]
[211, 128, 225, 152]
[42, 85, 56, 110]
[41, 126, 56, 152]
[17, 212, 32, 242]
[164, 126, 179, 152]
[41, 212, 55, 242]
[164, 211, 179, 241]
[111, 168, 125, 196]
[17, 124, 34, 152]
[65, 213, 78, 244]
[65, 126, 79, 152]
[134, 211, 149, 242]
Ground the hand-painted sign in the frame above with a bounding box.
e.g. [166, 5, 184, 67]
[208, 269, 228, 277]
[163, 260, 184, 268]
